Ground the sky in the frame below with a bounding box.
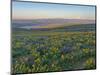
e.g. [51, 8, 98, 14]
[12, 1, 95, 20]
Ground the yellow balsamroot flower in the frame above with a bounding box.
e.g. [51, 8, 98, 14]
[61, 54, 64, 60]
[35, 58, 41, 64]
[84, 58, 95, 69]
[83, 48, 90, 54]
[52, 47, 58, 53]
[92, 40, 96, 45]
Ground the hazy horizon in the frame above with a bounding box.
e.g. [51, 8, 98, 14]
[12, 1, 95, 20]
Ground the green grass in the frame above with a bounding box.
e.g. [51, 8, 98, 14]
[12, 31, 96, 74]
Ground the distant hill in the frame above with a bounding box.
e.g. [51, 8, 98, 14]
[49, 24, 96, 32]
[12, 19, 95, 29]
[13, 24, 96, 32]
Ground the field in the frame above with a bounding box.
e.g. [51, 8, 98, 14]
[12, 1, 96, 74]
[12, 26, 96, 74]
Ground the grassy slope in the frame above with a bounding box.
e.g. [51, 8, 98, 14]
[12, 24, 96, 74]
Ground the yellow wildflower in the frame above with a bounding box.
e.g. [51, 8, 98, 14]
[83, 48, 89, 54]
[61, 54, 64, 60]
